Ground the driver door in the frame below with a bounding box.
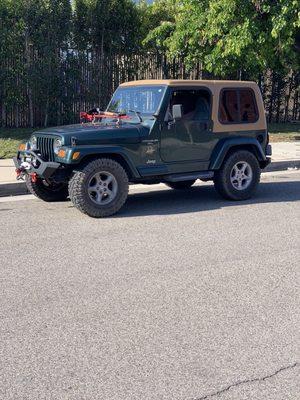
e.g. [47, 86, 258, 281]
[160, 88, 213, 163]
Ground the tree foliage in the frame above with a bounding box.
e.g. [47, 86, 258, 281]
[0, 0, 72, 126]
[147, 0, 300, 77]
[137, 0, 176, 51]
[73, 0, 141, 52]
[0, 0, 299, 127]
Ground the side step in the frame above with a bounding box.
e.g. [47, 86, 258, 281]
[164, 171, 214, 182]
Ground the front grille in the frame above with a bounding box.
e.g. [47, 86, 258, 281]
[36, 136, 55, 161]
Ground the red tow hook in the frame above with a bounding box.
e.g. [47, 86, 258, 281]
[29, 172, 38, 183]
[16, 167, 26, 180]
[15, 168, 23, 178]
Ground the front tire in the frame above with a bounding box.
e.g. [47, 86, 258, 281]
[68, 158, 129, 218]
[25, 176, 69, 202]
[214, 150, 260, 200]
[165, 180, 196, 190]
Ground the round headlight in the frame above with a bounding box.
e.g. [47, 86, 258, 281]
[53, 138, 62, 154]
[30, 135, 37, 150]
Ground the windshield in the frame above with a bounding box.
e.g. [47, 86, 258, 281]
[107, 85, 166, 118]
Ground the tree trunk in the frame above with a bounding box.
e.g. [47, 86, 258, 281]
[44, 98, 49, 128]
[25, 30, 34, 128]
[16, 104, 19, 128]
[1, 103, 6, 127]
[98, 28, 105, 107]
[294, 90, 300, 120]
[275, 76, 283, 123]
[268, 72, 276, 123]
[284, 73, 293, 122]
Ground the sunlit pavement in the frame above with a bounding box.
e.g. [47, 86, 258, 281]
[0, 170, 299, 400]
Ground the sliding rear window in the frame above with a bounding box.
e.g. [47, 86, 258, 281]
[219, 88, 258, 124]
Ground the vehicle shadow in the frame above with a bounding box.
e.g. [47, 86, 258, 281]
[116, 180, 300, 218]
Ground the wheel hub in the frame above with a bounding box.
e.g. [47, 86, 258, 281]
[88, 171, 118, 205]
[230, 161, 253, 190]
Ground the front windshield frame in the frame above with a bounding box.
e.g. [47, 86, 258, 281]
[106, 85, 167, 121]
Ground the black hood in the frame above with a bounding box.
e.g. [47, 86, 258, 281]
[34, 122, 144, 146]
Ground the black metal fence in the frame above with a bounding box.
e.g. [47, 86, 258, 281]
[0, 51, 299, 128]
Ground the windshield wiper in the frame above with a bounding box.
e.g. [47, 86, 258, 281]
[128, 110, 143, 123]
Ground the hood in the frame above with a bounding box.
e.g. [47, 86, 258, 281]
[33, 122, 144, 146]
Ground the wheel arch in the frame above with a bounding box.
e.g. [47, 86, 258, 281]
[209, 138, 266, 170]
[75, 152, 140, 180]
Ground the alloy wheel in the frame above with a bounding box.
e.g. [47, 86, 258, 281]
[230, 161, 253, 190]
[88, 171, 118, 205]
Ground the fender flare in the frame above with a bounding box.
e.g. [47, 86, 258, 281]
[67, 146, 141, 179]
[209, 137, 266, 170]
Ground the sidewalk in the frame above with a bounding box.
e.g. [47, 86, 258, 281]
[0, 158, 29, 197]
[0, 142, 299, 197]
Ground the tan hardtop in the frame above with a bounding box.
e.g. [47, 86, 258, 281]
[120, 79, 258, 88]
[120, 79, 266, 133]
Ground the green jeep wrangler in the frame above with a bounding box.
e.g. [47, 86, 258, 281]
[15, 79, 272, 217]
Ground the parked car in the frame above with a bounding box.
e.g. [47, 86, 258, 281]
[14, 79, 272, 217]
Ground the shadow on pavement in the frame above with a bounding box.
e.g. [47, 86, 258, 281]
[116, 180, 300, 218]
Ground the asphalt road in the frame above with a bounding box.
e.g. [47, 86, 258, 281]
[0, 170, 299, 400]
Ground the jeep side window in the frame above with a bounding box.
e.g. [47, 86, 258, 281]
[240, 89, 258, 122]
[219, 90, 239, 123]
[219, 88, 258, 124]
[168, 90, 210, 121]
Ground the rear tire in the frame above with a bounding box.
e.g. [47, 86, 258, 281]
[68, 158, 129, 218]
[25, 176, 69, 202]
[165, 180, 196, 190]
[214, 150, 260, 200]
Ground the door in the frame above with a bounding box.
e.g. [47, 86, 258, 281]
[160, 88, 213, 163]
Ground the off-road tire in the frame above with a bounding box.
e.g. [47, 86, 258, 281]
[68, 158, 129, 218]
[165, 180, 196, 190]
[214, 150, 260, 200]
[25, 176, 69, 202]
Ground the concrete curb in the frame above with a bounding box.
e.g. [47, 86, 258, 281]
[0, 181, 28, 198]
[0, 160, 299, 198]
[264, 159, 300, 172]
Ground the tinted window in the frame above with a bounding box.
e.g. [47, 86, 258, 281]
[240, 89, 258, 122]
[219, 90, 239, 123]
[169, 90, 210, 121]
[219, 89, 258, 124]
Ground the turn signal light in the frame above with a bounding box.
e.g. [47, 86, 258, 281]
[72, 152, 80, 160]
[19, 143, 26, 151]
[57, 149, 66, 158]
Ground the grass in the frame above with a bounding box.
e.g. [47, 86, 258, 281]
[0, 123, 299, 159]
[0, 128, 34, 159]
[268, 123, 300, 142]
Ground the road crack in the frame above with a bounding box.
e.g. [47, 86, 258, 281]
[193, 362, 299, 400]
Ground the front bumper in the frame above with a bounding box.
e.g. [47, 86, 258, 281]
[14, 150, 60, 180]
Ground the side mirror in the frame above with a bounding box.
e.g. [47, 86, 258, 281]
[172, 104, 183, 120]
